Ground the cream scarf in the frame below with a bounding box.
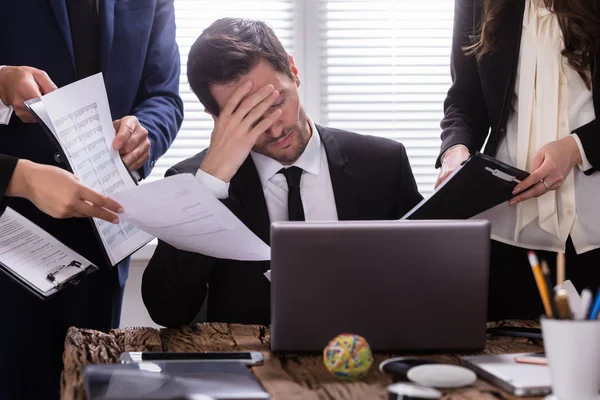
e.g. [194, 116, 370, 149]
[514, 0, 576, 242]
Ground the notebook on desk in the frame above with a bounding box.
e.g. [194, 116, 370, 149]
[402, 152, 530, 220]
[460, 353, 551, 397]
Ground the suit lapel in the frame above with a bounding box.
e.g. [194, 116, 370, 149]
[318, 125, 360, 221]
[99, 0, 116, 73]
[230, 157, 272, 245]
[48, 0, 76, 72]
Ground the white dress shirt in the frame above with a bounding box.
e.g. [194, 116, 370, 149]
[0, 66, 14, 125]
[475, 0, 600, 254]
[196, 118, 339, 223]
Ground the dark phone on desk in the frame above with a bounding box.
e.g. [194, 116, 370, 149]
[486, 327, 542, 339]
[120, 351, 264, 365]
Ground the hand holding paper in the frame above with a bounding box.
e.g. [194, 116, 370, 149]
[24, 73, 154, 265]
[6, 159, 123, 223]
[112, 116, 151, 172]
[0, 66, 57, 122]
[111, 173, 270, 261]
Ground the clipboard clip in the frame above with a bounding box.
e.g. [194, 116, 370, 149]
[485, 167, 521, 183]
[46, 260, 83, 287]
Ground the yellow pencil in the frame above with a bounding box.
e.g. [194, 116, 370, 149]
[528, 251, 553, 318]
[556, 252, 565, 287]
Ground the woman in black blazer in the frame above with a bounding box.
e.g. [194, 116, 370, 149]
[0, 154, 122, 222]
[437, 0, 600, 320]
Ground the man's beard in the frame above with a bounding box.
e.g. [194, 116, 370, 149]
[258, 108, 309, 164]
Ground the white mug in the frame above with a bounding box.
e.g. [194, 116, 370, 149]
[541, 318, 600, 400]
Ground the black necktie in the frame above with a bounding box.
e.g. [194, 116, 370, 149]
[66, 0, 100, 79]
[279, 167, 305, 221]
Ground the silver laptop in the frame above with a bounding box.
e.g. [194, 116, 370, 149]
[270, 220, 490, 352]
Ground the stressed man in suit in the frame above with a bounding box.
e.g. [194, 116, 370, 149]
[0, 1, 183, 398]
[142, 18, 423, 328]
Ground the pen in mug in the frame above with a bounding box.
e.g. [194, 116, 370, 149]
[575, 289, 593, 321]
[527, 251, 553, 318]
[588, 289, 600, 320]
[556, 252, 565, 288]
[554, 288, 572, 320]
[541, 260, 557, 318]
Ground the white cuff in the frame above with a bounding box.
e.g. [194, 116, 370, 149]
[571, 134, 593, 172]
[130, 170, 141, 182]
[0, 66, 14, 125]
[441, 144, 469, 163]
[196, 169, 230, 199]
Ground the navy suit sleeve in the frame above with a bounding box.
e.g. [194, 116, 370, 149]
[132, 0, 183, 179]
[437, 0, 490, 168]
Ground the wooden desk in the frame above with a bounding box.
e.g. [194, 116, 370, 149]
[61, 321, 543, 400]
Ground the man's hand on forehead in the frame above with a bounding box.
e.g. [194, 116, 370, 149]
[200, 80, 283, 182]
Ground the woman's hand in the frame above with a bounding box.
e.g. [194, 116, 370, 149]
[509, 136, 582, 206]
[435, 145, 470, 188]
[6, 160, 123, 223]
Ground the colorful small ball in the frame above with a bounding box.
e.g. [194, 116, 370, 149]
[323, 333, 373, 380]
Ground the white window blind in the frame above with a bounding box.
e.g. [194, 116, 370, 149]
[147, 0, 296, 182]
[316, 0, 454, 196]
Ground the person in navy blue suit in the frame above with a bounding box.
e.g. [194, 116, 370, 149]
[0, 0, 183, 399]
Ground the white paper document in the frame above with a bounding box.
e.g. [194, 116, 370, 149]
[0, 208, 95, 295]
[111, 173, 271, 261]
[26, 73, 154, 265]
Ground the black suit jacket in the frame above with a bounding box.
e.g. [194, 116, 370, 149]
[438, 0, 600, 173]
[0, 155, 18, 213]
[142, 125, 423, 327]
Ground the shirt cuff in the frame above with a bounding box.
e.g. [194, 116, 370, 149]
[130, 170, 141, 182]
[440, 144, 469, 164]
[196, 169, 230, 199]
[571, 133, 593, 172]
[0, 66, 14, 125]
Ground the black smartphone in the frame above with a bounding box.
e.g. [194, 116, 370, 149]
[486, 327, 542, 339]
[120, 351, 264, 365]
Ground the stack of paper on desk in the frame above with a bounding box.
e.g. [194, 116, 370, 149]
[24, 73, 154, 266]
[111, 173, 270, 261]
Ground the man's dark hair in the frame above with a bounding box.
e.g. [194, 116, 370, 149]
[187, 18, 292, 116]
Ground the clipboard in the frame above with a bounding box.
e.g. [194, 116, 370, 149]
[402, 152, 530, 220]
[0, 258, 98, 300]
[0, 207, 99, 300]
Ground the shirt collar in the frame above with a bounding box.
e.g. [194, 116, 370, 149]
[251, 117, 321, 185]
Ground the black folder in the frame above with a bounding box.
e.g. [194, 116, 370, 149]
[402, 152, 530, 220]
[23, 87, 153, 269]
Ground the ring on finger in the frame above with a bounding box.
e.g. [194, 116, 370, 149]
[540, 179, 550, 191]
